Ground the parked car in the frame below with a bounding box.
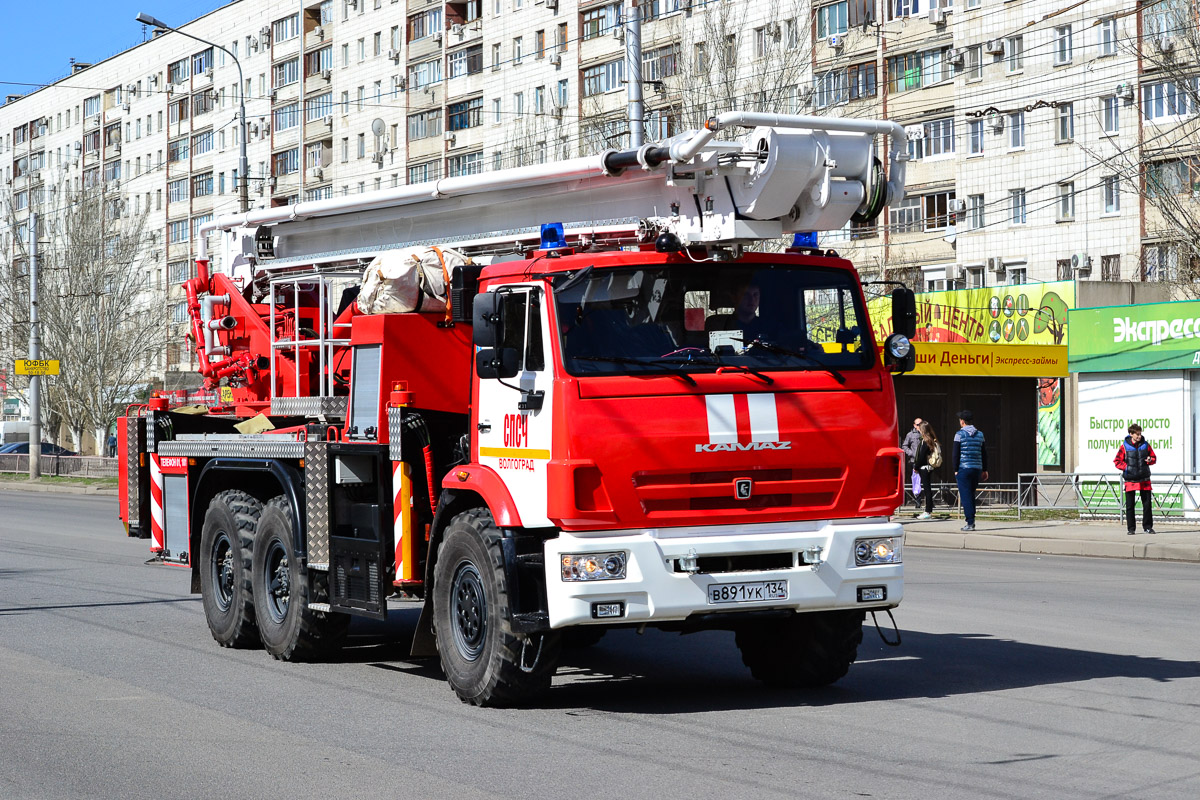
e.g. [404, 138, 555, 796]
[0, 442, 77, 456]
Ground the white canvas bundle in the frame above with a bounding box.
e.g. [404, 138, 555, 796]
[357, 246, 470, 314]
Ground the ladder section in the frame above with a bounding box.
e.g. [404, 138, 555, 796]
[267, 270, 359, 412]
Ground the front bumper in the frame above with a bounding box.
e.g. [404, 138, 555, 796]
[543, 518, 903, 628]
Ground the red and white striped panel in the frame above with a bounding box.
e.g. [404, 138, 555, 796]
[149, 453, 164, 553]
[393, 462, 405, 581]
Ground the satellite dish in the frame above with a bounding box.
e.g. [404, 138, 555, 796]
[371, 118, 386, 137]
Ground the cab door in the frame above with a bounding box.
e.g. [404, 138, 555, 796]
[475, 285, 555, 527]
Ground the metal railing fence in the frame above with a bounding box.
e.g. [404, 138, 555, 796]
[0, 454, 119, 478]
[1016, 472, 1200, 522]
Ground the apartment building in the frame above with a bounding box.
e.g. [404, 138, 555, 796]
[0, 0, 1193, 393]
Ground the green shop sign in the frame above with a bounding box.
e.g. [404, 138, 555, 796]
[1069, 300, 1200, 372]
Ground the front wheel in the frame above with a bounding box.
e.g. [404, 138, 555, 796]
[251, 496, 349, 661]
[432, 508, 560, 707]
[735, 609, 865, 688]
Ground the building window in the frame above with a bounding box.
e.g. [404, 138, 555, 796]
[1146, 159, 1192, 197]
[1101, 254, 1121, 280]
[305, 92, 333, 121]
[1008, 268, 1027, 286]
[1053, 26, 1073, 65]
[814, 70, 847, 109]
[305, 46, 333, 76]
[192, 130, 213, 156]
[1098, 17, 1117, 56]
[968, 194, 985, 230]
[1103, 175, 1121, 213]
[167, 137, 190, 162]
[848, 62, 876, 99]
[889, 196, 922, 233]
[192, 172, 213, 198]
[449, 44, 484, 78]
[1057, 259, 1073, 281]
[642, 45, 679, 81]
[448, 97, 483, 130]
[1102, 96, 1120, 134]
[968, 120, 984, 155]
[168, 177, 189, 203]
[407, 7, 443, 41]
[923, 191, 955, 231]
[447, 151, 484, 177]
[817, 2, 848, 38]
[84, 94, 101, 118]
[1142, 244, 1178, 282]
[889, 0, 922, 19]
[1143, 79, 1197, 121]
[1057, 182, 1075, 220]
[1056, 103, 1074, 142]
[1008, 111, 1025, 148]
[1006, 36, 1023, 72]
[582, 4, 619, 40]
[513, 36, 524, 63]
[965, 45, 983, 81]
[408, 109, 442, 140]
[273, 148, 300, 176]
[168, 219, 189, 243]
[582, 60, 624, 97]
[408, 160, 440, 184]
[273, 58, 300, 88]
[273, 14, 300, 43]
[408, 59, 442, 89]
[273, 103, 299, 132]
[1010, 189, 1027, 224]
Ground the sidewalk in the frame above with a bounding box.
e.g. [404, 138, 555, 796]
[0, 477, 118, 496]
[900, 513, 1200, 562]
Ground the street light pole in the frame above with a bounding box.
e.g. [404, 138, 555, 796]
[136, 12, 249, 213]
[28, 212, 41, 479]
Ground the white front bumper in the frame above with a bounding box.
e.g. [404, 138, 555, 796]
[543, 519, 903, 628]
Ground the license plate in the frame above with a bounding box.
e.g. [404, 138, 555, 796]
[707, 580, 789, 605]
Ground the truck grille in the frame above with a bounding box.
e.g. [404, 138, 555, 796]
[632, 467, 844, 516]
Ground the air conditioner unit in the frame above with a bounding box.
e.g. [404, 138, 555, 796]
[1071, 252, 1091, 273]
[987, 256, 1005, 273]
[948, 48, 965, 66]
[322, 115, 334, 126]
[987, 111, 1004, 132]
[260, 25, 271, 43]
[432, 33, 443, 46]
[767, 22, 781, 39]
[546, 0, 558, 9]
[451, 23, 463, 38]
[249, 36, 259, 52]
[313, 25, 325, 40]
[371, 152, 384, 165]
[249, 123, 260, 137]
[148, 73, 160, 86]
[150, 250, 161, 260]
[30, 170, 41, 183]
[121, 103, 131, 113]
[929, 7, 946, 25]
[112, 144, 122, 155]
[827, 34, 843, 50]
[548, 53, 561, 67]
[445, 132, 457, 146]
[904, 124, 925, 140]
[551, 106, 563, 119]
[127, 84, 138, 97]
[985, 39, 1004, 55]
[394, 76, 407, 90]
[308, 167, 324, 180]
[1159, 36, 1175, 54]
[321, 68, 332, 80]
[269, 90, 278, 102]
[204, 67, 214, 79]
[1115, 83, 1134, 101]
[950, 198, 967, 213]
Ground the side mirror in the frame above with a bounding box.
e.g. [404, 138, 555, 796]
[476, 347, 520, 380]
[891, 287, 917, 339]
[472, 291, 503, 349]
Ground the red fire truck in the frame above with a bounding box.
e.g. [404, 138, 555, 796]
[118, 112, 916, 706]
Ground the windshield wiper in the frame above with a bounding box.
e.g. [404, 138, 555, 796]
[572, 355, 697, 385]
[553, 265, 594, 296]
[738, 338, 846, 385]
[660, 353, 774, 385]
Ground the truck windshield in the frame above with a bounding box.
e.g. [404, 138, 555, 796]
[555, 263, 874, 377]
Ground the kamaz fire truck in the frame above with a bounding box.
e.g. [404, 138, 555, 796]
[118, 111, 917, 706]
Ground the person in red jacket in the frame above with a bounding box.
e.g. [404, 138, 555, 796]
[1114, 424, 1157, 535]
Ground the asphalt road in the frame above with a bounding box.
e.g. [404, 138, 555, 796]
[2, 489, 1199, 799]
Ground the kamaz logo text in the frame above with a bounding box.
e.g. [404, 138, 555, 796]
[699, 394, 784, 453]
[696, 441, 792, 452]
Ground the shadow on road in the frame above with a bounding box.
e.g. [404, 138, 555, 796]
[327, 609, 1200, 713]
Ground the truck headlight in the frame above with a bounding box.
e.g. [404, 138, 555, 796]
[854, 537, 901, 566]
[886, 335, 912, 359]
[561, 552, 627, 581]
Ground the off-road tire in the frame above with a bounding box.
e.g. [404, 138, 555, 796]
[199, 490, 262, 648]
[251, 496, 349, 661]
[735, 609, 865, 688]
[433, 508, 561, 707]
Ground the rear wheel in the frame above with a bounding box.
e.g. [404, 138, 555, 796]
[735, 610, 865, 688]
[433, 508, 560, 707]
[251, 496, 349, 661]
[199, 491, 262, 648]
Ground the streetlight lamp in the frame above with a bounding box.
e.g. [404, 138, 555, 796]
[136, 12, 249, 213]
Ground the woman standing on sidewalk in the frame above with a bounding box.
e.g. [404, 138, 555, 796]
[913, 421, 942, 520]
[1114, 424, 1157, 535]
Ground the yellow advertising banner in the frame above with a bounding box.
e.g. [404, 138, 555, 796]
[868, 281, 1075, 347]
[887, 342, 1068, 377]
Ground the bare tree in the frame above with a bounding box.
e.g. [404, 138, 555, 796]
[1, 182, 166, 452]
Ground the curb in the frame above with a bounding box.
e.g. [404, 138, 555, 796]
[0, 481, 118, 497]
[904, 530, 1200, 562]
